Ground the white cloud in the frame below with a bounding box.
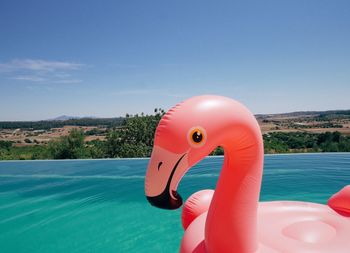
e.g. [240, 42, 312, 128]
[0, 59, 84, 72]
[53, 72, 72, 78]
[11, 75, 47, 82]
[0, 58, 85, 84]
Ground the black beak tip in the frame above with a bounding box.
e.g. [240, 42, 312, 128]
[146, 192, 183, 210]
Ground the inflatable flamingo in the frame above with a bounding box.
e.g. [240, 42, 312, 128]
[144, 95, 350, 253]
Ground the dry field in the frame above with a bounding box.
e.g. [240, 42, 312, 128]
[1, 111, 349, 146]
[0, 126, 106, 147]
[257, 114, 350, 135]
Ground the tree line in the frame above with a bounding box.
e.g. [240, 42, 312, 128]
[1, 111, 350, 160]
[0, 117, 124, 130]
[263, 131, 350, 153]
[0, 109, 164, 160]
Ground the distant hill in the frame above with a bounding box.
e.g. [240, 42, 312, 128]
[48, 115, 100, 121]
[49, 115, 81, 121]
[255, 109, 350, 119]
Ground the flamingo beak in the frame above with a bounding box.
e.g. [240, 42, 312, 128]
[145, 146, 187, 210]
[146, 189, 183, 210]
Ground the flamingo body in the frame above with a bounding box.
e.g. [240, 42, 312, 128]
[328, 185, 350, 217]
[182, 190, 214, 230]
[181, 200, 350, 253]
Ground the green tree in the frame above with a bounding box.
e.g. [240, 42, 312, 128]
[48, 129, 86, 159]
[0, 140, 13, 150]
[105, 128, 122, 157]
[104, 109, 165, 158]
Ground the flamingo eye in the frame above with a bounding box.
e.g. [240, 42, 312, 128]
[187, 127, 206, 147]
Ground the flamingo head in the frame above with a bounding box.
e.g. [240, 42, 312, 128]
[145, 95, 247, 209]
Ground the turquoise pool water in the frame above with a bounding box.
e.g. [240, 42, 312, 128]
[0, 153, 350, 252]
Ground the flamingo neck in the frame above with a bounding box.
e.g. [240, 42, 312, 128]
[204, 127, 264, 253]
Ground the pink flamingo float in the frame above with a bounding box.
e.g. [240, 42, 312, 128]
[144, 95, 350, 253]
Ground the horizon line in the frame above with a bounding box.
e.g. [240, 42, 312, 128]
[0, 108, 350, 122]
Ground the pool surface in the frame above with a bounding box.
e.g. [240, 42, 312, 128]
[0, 153, 349, 252]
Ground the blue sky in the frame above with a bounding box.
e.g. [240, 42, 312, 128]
[0, 0, 349, 121]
